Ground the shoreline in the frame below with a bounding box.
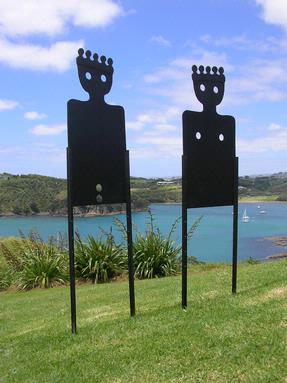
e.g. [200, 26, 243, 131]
[267, 253, 287, 260]
[0, 200, 286, 218]
[264, 236, 287, 260]
[0, 208, 147, 219]
[239, 200, 286, 204]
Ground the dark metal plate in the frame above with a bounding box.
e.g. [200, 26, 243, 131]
[67, 49, 127, 207]
[182, 65, 236, 208]
[68, 101, 126, 206]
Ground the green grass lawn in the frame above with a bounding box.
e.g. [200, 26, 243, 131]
[1, 261, 286, 383]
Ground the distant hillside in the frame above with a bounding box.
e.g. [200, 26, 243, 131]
[0, 173, 149, 216]
[0, 173, 67, 215]
[0, 172, 286, 216]
[238, 173, 287, 201]
[131, 173, 287, 203]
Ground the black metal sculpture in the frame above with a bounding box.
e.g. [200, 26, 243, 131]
[67, 48, 135, 333]
[182, 65, 238, 308]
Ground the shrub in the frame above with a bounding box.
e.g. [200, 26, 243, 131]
[247, 257, 260, 265]
[0, 266, 19, 290]
[0, 238, 20, 290]
[75, 231, 126, 283]
[0, 236, 27, 274]
[0, 267, 17, 290]
[277, 193, 287, 201]
[115, 211, 202, 279]
[30, 202, 40, 213]
[0, 232, 68, 290]
[12, 205, 23, 215]
[187, 255, 204, 265]
[133, 230, 179, 279]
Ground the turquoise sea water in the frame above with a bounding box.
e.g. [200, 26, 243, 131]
[0, 203, 286, 263]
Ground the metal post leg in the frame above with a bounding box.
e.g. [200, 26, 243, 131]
[125, 151, 135, 316]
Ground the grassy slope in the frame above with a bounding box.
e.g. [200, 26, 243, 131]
[0, 261, 286, 383]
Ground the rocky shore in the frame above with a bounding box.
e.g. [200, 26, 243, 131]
[265, 236, 287, 259]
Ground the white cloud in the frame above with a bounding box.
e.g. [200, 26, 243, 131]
[144, 67, 186, 84]
[0, 99, 19, 111]
[24, 111, 47, 120]
[129, 48, 287, 165]
[226, 58, 287, 105]
[144, 49, 232, 84]
[126, 121, 144, 131]
[200, 33, 287, 52]
[142, 50, 234, 112]
[0, 1, 124, 72]
[0, 38, 83, 72]
[0, 146, 22, 154]
[268, 123, 282, 131]
[256, 0, 287, 31]
[171, 53, 233, 71]
[137, 134, 181, 147]
[0, 143, 66, 168]
[130, 148, 159, 159]
[154, 124, 177, 132]
[135, 132, 182, 158]
[0, 0, 124, 37]
[30, 123, 66, 136]
[238, 123, 287, 154]
[127, 107, 181, 160]
[150, 35, 171, 47]
[143, 48, 287, 109]
[127, 107, 180, 131]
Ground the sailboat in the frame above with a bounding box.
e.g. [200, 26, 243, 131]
[242, 209, 250, 223]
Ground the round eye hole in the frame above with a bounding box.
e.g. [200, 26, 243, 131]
[213, 86, 219, 94]
[101, 74, 107, 83]
[200, 84, 205, 92]
[219, 134, 224, 142]
[96, 184, 102, 192]
[85, 72, 92, 80]
[195, 132, 201, 140]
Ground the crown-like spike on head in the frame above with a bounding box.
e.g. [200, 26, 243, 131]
[192, 65, 225, 84]
[76, 47, 114, 99]
[76, 48, 114, 74]
[191, 65, 226, 111]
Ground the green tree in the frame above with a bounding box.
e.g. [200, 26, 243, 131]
[30, 202, 40, 213]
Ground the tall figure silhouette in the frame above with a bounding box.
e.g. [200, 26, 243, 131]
[67, 48, 135, 334]
[181, 65, 238, 308]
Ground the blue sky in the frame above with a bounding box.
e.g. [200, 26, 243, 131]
[0, 0, 287, 178]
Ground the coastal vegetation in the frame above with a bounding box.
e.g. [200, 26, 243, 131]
[0, 233, 68, 290]
[0, 259, 286, 382]
[1, 172, 287, 216]
[0, 173, 151, 216]
[130, 213, 202, 279]
[0, 214, 202, 291]
[75, 232, 126, 284]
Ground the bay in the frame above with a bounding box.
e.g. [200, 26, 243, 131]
[0, 202, 286, 263]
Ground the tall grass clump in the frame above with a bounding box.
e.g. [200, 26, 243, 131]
[115, 211, 202, 279]
[75, 230, 126, 283]
[0, 267, 15, 290]
[0, 237, 28, 290]
[0, 232, 68, 290]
